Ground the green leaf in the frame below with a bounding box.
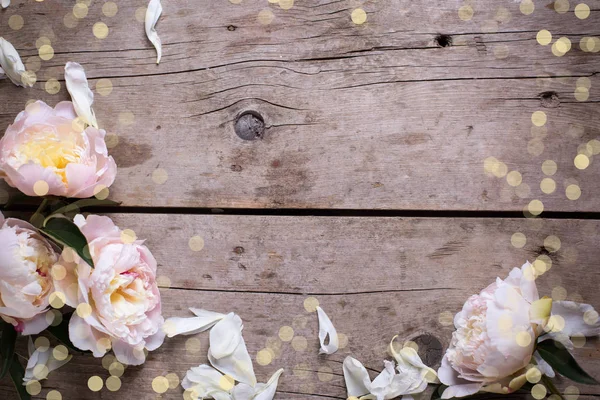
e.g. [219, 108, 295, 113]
[41, 217, 94, 268]
[0, 323, 17, 379]
[537, 339, 599, 385]
[45, 313, 87, 354]
[8, 354, 30, 400]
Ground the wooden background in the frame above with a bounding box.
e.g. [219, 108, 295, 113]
[1, 0, 599, 399]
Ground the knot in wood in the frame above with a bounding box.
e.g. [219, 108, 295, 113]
[235, 111, 265, 141]
[412, 334, 444, 367]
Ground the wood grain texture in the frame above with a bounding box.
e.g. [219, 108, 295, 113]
[1, 0, 599, 210]
[0, 214, 599, 399]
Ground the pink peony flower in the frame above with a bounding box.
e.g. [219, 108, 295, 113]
[438, 262, 600, 398]
[0, 100, 116, 198]
[54, 214, 164, 365]
[0, 212, 59, 335]
[438, 262, 545, 398]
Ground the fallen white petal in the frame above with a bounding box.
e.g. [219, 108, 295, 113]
[145, 0, 163, 64]
[23, 339, 73, 384]
[390, 336, 438, 387]
[316, 306, 339, 354]
[231, 368, 284, 400]
[1, 0, 9, 8]
[253, 368, 285, 400]
[0, 66, 4, 79]
[64, 61, 98, 128]
[209, 334, 257, 387]
[0, 37, 31, 87]
[164, 308, 225, 337]
[182, 364, 232, 399]
[343, 356, 372, 397]
[210, 313, 244, 359]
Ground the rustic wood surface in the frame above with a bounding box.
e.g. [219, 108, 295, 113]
[1, 215, 600, 399]
[1, 0, 600, 399]
[1, 0, 599, 210]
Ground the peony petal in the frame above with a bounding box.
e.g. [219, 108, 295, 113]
[519, 262, 539, 303]
[0, 37, 31, 87]
[145, 325, 166, 351]
[533, 352, 555, 378]
[253, 368, 284, 400]
[441, 383, 482, 399]
[316, 306, 339, 354]
[551, 301, 600, 338]
[210, 313, 243, 359]
[438, 355, 464, 386]
[68, 314, 110, 357]
[164, 309, 225, 338]
[20, 312, 51, 336]
[53, 101, 78, 120]
[23, 344, 72, 384]
[209, 336, 256, 387]
[343, 356, 372, 397]
[64, 62, 98, 128]
[145, 0, 163, 64]
[112, 340, 147, 366]
[1, 0, 9, 8]
[182, 364, 225, 394]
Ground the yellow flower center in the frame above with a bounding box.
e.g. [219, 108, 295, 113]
[14, 126, 84, 183]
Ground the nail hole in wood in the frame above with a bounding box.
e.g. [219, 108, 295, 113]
[227, 25, 236, 31]
[539, 91, 560, 108]
[434, 34, 453, 48]
[235, 111, 265, 141]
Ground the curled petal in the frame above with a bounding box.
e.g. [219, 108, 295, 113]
[1, 0, 9, 8]
[145, 0, 163, 64]
[164, 309, 225, 338]
[316, 306, 339, 354]
[0, 37, 30, 87]
[343, 356, 371, 397]
[64, 61, 98, 128]
[441, 383, 483, 399]
[530, 297, 553, 325]
[253, 368, 284, 400]
[533, 352, 555, 378]
[23, 341, 72, 384]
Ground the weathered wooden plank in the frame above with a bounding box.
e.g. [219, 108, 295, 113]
[1, 1, 599, 211]
[0, 214, 599, 399]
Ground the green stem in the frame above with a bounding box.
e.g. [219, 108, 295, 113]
[543, 375, 564, 400]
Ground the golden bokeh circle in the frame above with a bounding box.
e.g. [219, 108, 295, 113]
[73, 3, 89, 19]
[575, 3, 590, 19]
[279, 0, 294, 10]
[303, 296, 319, 312]
[520, 0, 535, 15]
[544, 235, 561, 252]
[258, 9, 275, 25]
[166, 373, 180, 389]
[291, 336, 308, 351]
[26, 381, 42, 395]
[351, 8, 367, 25]
[53, 345, 69, 361]
[109, 361, 125, 377]
[93, 22, 109, 39]
[47, 390, 62, 400]
[8, 15, 25, 30]
[574, 154, 590, 170]
[102, 2, 119, 17]
[88, 376, 104, 392]
[256, 349, 273, 366]
[121, 229, 137, 244]
[279, 326, 294, 341]
[554, 0, 570, 13]
[152, 168, 168, 184]
[540, 178, 556, 194]
[552, 286, 567, 301]
[565, 386, 580, 400]
[39, 44, 55, 61]
[106, 376, 122, 392]
[96, 78, 113, 96]
[45, 79, 61, 95]
[541, 160, 557, 176]
[152, 376, 169, 394]
[536, 30, 552, 46]
[506, 171, 522, 187]
[189, 235, 205, 251]
[49, 291, 67, 308]
[532, 384, 547, 399]
[566, 184, 581, 200]
[185, 337, 202, 354]
[528, 200, 544, 216]
[458, 5, 474, 21]
[34, 180, 50, 196]
[531, 111, 547, 127]
[511, 232, 526, 248]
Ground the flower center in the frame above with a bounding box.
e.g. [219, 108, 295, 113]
[11, 125, 84, 183]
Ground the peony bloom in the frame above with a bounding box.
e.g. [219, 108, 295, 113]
[0, 212, 59, 335]
[54, 214, 164, 365]
[438, 262, 600, 398]
[0, 100, 116, 198]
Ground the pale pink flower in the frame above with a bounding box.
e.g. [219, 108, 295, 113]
[0, 212, 58, 335]
[54, 214, 164, 365]
[0, 100, 116, 198]
[438, 262, 600, 398]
